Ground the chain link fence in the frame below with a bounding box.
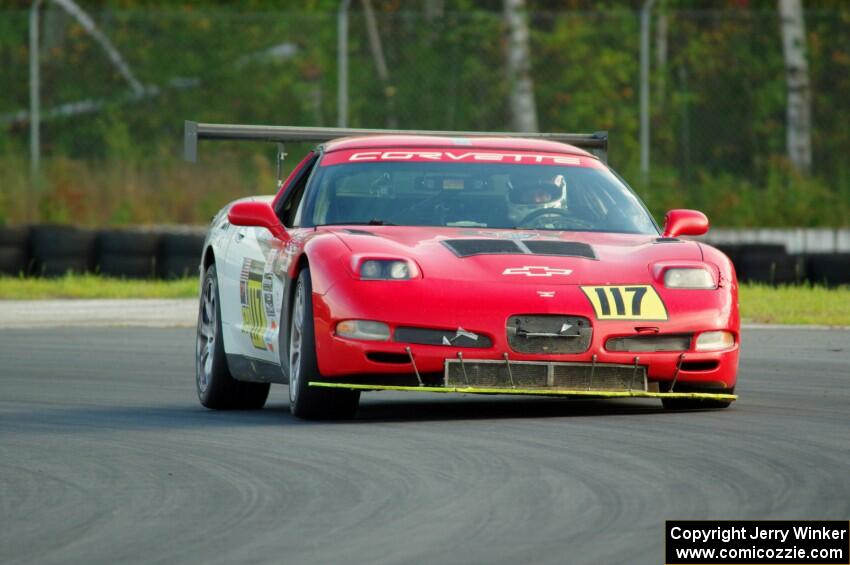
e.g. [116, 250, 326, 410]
[1, 5, 849, 226]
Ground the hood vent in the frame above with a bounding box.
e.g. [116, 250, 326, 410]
[343, 229, 376, 236]
[443, 239, 523, 257]
[443, 238, 596, 259]
[522, 240, 596, 259]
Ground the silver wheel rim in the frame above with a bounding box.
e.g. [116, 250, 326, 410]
[289, 280, 304, 404]
[197, 275, 217, 394]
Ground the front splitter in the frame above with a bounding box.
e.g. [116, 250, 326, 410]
[308, 382, 737, 401]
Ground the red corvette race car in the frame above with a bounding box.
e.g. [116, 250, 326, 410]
[185, 121, 739, 419]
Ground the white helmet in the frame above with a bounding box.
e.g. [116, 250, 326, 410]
[506, 173, 567, 225]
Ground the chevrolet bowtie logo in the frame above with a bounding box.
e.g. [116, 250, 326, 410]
[502, 266, 573, 277]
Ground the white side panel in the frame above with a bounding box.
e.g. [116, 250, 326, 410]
[220, 226, 285, 365]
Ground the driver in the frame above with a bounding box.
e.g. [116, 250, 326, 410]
[505, 173, 568, 225]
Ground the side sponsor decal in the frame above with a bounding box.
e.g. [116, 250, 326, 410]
[240, 258, 268, 350]
[261, 248, 283, 352]
[581, 285, 668, 321]
[238, 235, 288, 353]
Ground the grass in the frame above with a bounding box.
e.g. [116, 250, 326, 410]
[0, 275, 848, 326]
[739, 283, 850, 326]
[0, 274, 197, 300]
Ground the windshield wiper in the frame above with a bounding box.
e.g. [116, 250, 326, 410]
[318, 219, 397, 226]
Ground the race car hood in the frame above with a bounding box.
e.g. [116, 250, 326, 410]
[323, 226, 703, 285]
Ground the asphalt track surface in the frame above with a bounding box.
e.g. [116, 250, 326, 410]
[1, 328, 848, 565]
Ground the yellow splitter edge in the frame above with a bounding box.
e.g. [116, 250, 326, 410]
[309, 382, 737, 401]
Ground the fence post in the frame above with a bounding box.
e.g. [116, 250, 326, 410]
[337, 0, 351, 128]
[639, 0, 656, 184]
[29, 0, 43, 178]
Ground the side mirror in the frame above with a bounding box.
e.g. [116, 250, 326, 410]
[662, 209, 709, 238]
[227, 201, 287, 240]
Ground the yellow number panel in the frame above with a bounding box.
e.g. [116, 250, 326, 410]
[580, 285, 668, 321]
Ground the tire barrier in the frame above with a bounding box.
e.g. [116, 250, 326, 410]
[0, 225, 30, 275]
[30, 225, 97, 277]
[0, 225, 846, 284]
[157, 232, 205, 279]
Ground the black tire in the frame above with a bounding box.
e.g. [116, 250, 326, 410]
[737, 253, 802, 285]
[0, 246, 27, 276]
[158, 233, 205, 279]
[662, 388, 734, 411]
[805, 253, 850, 286]
[287, 268, 359, 420]
[158, 255, 200, 279]
[30, 225, 96, 256]
[160, 232, 206, 256]
[98, 253, 156, 279]
[30, 225, 95, 276]
[0, 225, 30, 246]
[735, 244, 794, 284]
[97, 229, 160, 255]
[196, 264, 270, 410]
[34, 256, 92, 277]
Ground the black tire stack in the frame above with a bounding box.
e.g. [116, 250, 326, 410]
[30, 225, 97, 277]
[0, 226, 30, 276]
[1, 224, 847, 285]
[97, 229, 160, 279]
[805, 253, 850, 286]
[730, 244, 804, 285]
[157, 231, 205, 279]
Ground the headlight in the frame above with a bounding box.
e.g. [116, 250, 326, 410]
[336, 320, 391, 341]
[664, 268, 715, 289]
[360, 259, 414, 280]
[695, 331, 734, 351]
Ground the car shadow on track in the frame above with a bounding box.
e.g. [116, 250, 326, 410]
[350, 396, 674, 423]
[2, 395, 719, 434]
[0, 403, 301, 434]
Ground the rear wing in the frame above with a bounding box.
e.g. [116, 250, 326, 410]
[183, 121, 608, 164]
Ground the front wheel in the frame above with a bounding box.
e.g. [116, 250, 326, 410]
[287, 268, 359, 420]
[196, 264, 270, 410]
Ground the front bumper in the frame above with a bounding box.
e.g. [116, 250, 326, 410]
[309, 381, 738, 402]
[312, 280, 740, 390]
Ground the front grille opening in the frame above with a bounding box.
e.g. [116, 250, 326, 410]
[507, 315, 592, 354]
[553, 364, 646, 391]
[394, 326, 493, 348]
[445, 361, 547, 387]
[444, 359, 647, 392]
[443, 239, 522, 257]
[605, 334, 691, 352]
[366, 352, 410, 364]
[680, 360, 720, 372]
[522, 240, 596, 259]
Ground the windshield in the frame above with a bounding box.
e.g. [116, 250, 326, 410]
[301, 156, 658, 234]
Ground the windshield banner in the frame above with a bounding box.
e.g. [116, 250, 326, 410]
[320, 148, 600, 168]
